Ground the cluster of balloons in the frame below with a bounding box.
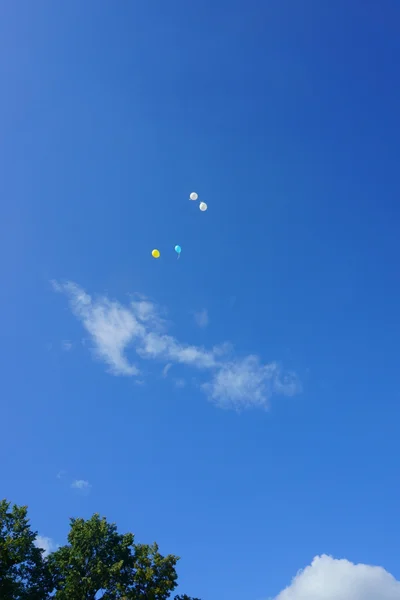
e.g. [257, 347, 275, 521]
[189, 191, 207, 212]
[152, 246, 181, 259]
[152, 247, 179, 259]
[152, 192, 207, 259]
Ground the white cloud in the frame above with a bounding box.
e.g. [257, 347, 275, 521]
[174, 378, 186, 388]
[34, 535, 57, 557]
[162, 363, 172, 377]
[71, 479, 91, 493]
[53, 281, 300, 410]
[193, 308, 209, 328]
[204, 356, 291, 410]
[53, 281, 141, 376]
[62, 340, 73, 351]
[273, 555, 400, 600]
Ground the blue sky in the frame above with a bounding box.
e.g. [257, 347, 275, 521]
[1, 1, 400, 598]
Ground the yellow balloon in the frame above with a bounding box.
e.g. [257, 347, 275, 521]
[152, 249, 160, 258]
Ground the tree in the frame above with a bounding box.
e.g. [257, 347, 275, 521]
[1, 501, 201, 600]
[0, 499, 51, 600]
[48, 513, 180, 599]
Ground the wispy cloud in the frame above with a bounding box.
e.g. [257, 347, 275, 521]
[162, 363, 172, 377]
[34, 535, 58, 557]
[193, 308, 209, 328]
[62, 340, 73, 351]
[204, 356, 299, 410]
[53, 281, 140, 376]
[174, 378, 186, 389]
[53, 281, 301, 411]
[71, 479, 92, 494]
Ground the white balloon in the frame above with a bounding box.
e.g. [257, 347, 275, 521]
[189, 192, 198, 201]
[199, 202, 207, 211]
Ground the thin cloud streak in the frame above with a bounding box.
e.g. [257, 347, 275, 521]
[193, 308, 209, 328]
[53, 281, 301, 410]
[162, 363, 172, 377]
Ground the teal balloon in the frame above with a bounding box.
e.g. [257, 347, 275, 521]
[175, 245, 182, 254]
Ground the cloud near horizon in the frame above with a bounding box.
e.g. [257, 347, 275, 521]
[52, 281, 301, 410]
[273, 555, 400, 600]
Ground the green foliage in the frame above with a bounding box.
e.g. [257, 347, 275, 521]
[0, 499, 51, 600]
[48, 513, 179, 599]
[1, 501, 201, 600]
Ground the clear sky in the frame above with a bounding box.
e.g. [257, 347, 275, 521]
[1, 2, 400, 599]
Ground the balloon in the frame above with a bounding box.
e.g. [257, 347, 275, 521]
[175, 245, 182, 254]
[199, 202, 207, 211]
[189, 192, 198, 201]
[152, 249, 160, 258]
